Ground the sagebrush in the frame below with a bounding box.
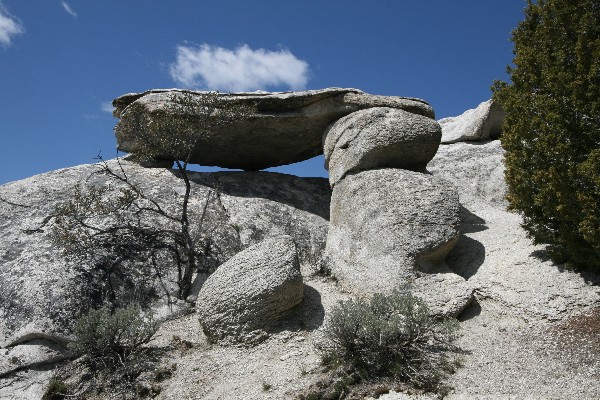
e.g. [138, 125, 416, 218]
[69, 304, 158, 380]
[41, 377, 68, 400]
[320, 290, 460, 392]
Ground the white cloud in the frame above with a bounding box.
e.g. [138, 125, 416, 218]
[0, 4, 24, 47]
[100, 101, 113, 113]
[61, 1, 77, 18]
[169, 43, 309, 92]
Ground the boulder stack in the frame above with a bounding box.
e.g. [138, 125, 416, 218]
[113, 88, 434, 170]
[113, 88, 474, 316]
[110, 87, 475, 316]
[322, 104, 472, 315]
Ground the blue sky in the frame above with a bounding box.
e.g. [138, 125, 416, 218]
[0, 1, 526, 185]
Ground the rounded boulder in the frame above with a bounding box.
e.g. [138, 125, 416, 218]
[196, 235, 303, 345]
[323, 107, 441, 186]
[324, 169, 460, 293]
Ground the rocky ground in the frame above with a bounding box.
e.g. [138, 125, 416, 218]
[149, 144, 598, 400]
[107, 190, 600, 400]
[1, 139, 599, 399]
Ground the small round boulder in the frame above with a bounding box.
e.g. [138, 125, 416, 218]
[323, 107, 441, 186]
[196, 235, 303, 345]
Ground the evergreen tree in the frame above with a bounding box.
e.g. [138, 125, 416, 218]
[493, 0, 600, 271]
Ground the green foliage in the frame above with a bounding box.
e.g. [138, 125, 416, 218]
[49, 177, 193, 305]
[492, 0, 600, 271]
[320, 290, 460, 392]
[42, 377, 68, 400]
[69, 304, 158, 380]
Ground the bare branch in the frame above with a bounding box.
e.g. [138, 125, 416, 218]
[23, 215, 54, 234]
[0, 195, 30, 208]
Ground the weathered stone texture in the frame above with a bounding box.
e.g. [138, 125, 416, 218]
[439, 100, 505, 144]
[113, 88, 434, 170]
[427, 140, 506, 207]
[324, 168, 461, 294]
[196, 236, 303, 345]
[0, 161, 329, 350]
[323, 107, 441, 186]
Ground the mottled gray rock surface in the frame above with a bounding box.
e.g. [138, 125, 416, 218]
[438, 100, 505, 144]
[0, 161, 329, 354]
[114, 88, 434, 170]
[427, 140, 599, 321]
[447, 203, 600, 321]
[196, 236, 303, 345]
[3, 134, 600, 399]
[427, 140, 506, 207]
[324, 169, 461, 293]
[323, 107, 441, 186]
[412, 270, 473, 317]
[0, 339, 69, 377]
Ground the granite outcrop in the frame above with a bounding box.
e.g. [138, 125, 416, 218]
[113, 88, 434, 170]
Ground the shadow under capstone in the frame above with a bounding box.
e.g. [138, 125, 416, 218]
[457, 297, 482, 322]
[172, 170, 331, 221]
[459, 205, 488, 234]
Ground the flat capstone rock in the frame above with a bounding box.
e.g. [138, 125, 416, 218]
[113, 88, 434, 171]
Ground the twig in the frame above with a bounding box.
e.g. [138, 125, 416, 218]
[23, 215, 54, 234]
[0, 195, 30, 208]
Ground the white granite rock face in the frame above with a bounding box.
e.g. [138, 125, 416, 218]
[412, 270, 473, 317]
[323, 107, 441, 186]
[0, 161, 330, 362]
[196, 235, 303, 345]
[427, 140, 507, 207]
[429, 140, 600, 322]
[439, 100, 504, 144]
